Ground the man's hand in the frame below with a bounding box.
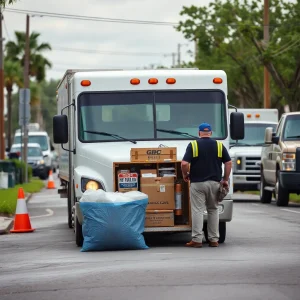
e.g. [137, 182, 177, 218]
[183, 172, 190, 182]
[221, 179, 229, 187]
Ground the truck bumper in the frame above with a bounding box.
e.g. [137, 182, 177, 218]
[205, 199, 233, 222]
[279, 172, 300, 192]
[75, 199, 233, 226]
[233, 174, 260, 191]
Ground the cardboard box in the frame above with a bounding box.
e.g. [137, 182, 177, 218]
[140, 169, 157, 177]
[145, 210, 174, 227]
[130, 147, 177, 162]
[117, 170, 138, 192]
[140, 177, 175, 210]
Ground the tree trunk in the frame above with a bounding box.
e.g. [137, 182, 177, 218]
[7, 89, 12, 150]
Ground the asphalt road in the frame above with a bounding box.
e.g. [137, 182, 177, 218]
[0, 173, 299, 300]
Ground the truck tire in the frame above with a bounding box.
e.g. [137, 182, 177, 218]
[67, 184, 73, 229]
[203, 222, 226, 244]
[75, 215, 83, 247]
[275, 171, 289, 206]
[260, 172, 272, 203]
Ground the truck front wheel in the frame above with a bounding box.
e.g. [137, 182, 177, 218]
[260, 172, 272, 203]
[275, 171, 289, 206]
[75, 215, 83, 247]
[67, 184, 72, 229]
[203, 222, 226, 244]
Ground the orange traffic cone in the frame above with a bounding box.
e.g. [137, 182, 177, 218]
[47, 169, 56, 189]
[10, 187, 35, 233]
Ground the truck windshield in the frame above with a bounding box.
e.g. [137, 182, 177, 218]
[14, 135, 49, 151]
[230, 123, 277, 146]
[283, 115, 300, 140]
[11, 147, 43, 157]
[78, 90, 227, 142]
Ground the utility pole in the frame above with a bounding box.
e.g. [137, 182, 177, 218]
[263, 0, 270, 108]
[177, 43, 181, 67]
[172, 53, 176, 68]
[0, 8, 5, 159]
[23, 14, 30, 183]
[194, 39, 198, 62]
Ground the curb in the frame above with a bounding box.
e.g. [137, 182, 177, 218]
[0, 193, 32, 235]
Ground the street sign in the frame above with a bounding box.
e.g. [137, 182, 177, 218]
[19, 88, 31, 126]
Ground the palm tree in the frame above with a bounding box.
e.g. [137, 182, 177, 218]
[4, 59, 23, 148]
[5, 31, 52, 83]
[29, 81, 43, 126]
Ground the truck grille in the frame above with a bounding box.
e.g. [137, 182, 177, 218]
[245, 157, 260, 172]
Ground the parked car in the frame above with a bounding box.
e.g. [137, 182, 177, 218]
[10, 143, 49, 180]
[260, 112, 300, 206]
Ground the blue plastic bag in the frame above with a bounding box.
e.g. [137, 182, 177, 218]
[80, 198, 149, 251]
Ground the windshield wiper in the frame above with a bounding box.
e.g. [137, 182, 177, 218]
[156, 128, 198, 139]
[230, 142, 252, 147]
[286, 135, 300, 139]
[84, 130, 137, 144]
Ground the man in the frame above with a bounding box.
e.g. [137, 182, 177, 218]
[181, 122, 232, 248]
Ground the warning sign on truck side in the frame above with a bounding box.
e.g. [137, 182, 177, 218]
[118, 172, 138, 192]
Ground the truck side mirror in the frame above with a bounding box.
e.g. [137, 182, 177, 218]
[272, 134, 279, 144]
[53, 115, 68, 144]
[230, 112, 244, 140]
[264, 127, 274, 144]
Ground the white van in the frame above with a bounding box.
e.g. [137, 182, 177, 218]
[13, 131, 55, 174]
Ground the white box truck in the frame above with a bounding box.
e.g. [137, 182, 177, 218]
[53, 69, 245, 246]
[229, 108, 278, 192]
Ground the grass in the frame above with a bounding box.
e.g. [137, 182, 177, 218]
[0, 178, 45, 216]
[235, 191, 300, 203]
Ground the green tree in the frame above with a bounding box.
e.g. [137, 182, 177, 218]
[0, 0, 18, 7]
[4, 59, 23, 148]
[5, 31, 52, 82]
[177, 0, 300, 111]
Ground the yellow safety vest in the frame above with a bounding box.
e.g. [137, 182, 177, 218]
[191, 140, 223, 158]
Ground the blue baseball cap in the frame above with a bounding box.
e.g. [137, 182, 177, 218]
[199, 122, 212, 131]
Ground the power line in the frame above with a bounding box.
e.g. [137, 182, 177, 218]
[4, 8, 178, 26]
[4, 8, 299, 28]
[52, 46, 172, 57]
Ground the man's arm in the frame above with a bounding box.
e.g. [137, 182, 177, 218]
[221, 145, 232, 184]
[181, 143, 192, 182]
[223, 160, 232, 181]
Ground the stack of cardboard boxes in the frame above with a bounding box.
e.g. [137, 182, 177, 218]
[116, 147, 178, 227]
[140, 169, 175, 227]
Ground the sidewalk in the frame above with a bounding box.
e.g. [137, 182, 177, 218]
[0, 193, 32, 234]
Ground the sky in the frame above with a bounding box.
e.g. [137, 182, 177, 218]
[3, 0, 210, 81]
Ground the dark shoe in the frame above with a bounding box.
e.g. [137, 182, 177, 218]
[209, 241, 219, 247]
[185, 240, 203, 248]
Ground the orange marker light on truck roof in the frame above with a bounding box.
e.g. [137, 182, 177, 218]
[81, 80, 91, 86]
[213, 77, 223, 84]
[255, 114, 260, 118]
[130, 78, 140, 85]
[247, 114, 251, 118]
[166, 78, 176, 84]
[148, 78, 158, 84]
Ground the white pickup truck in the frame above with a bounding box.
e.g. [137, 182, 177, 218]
[229, 108, 278, 192]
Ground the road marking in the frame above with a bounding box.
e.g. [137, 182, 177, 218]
[252, 203, 259, 206]
[280, 209, 300, 214]
[151, 253, 173, 255]
[30, 209, 54, 219]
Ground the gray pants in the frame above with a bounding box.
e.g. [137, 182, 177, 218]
[190, 181, 220, 243]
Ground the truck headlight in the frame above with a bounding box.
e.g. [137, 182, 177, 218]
[236, 157, 242, 170]
[282, 153, 295, 171]
[81, 177, 103, 192]
[37, 159, 44, 165]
